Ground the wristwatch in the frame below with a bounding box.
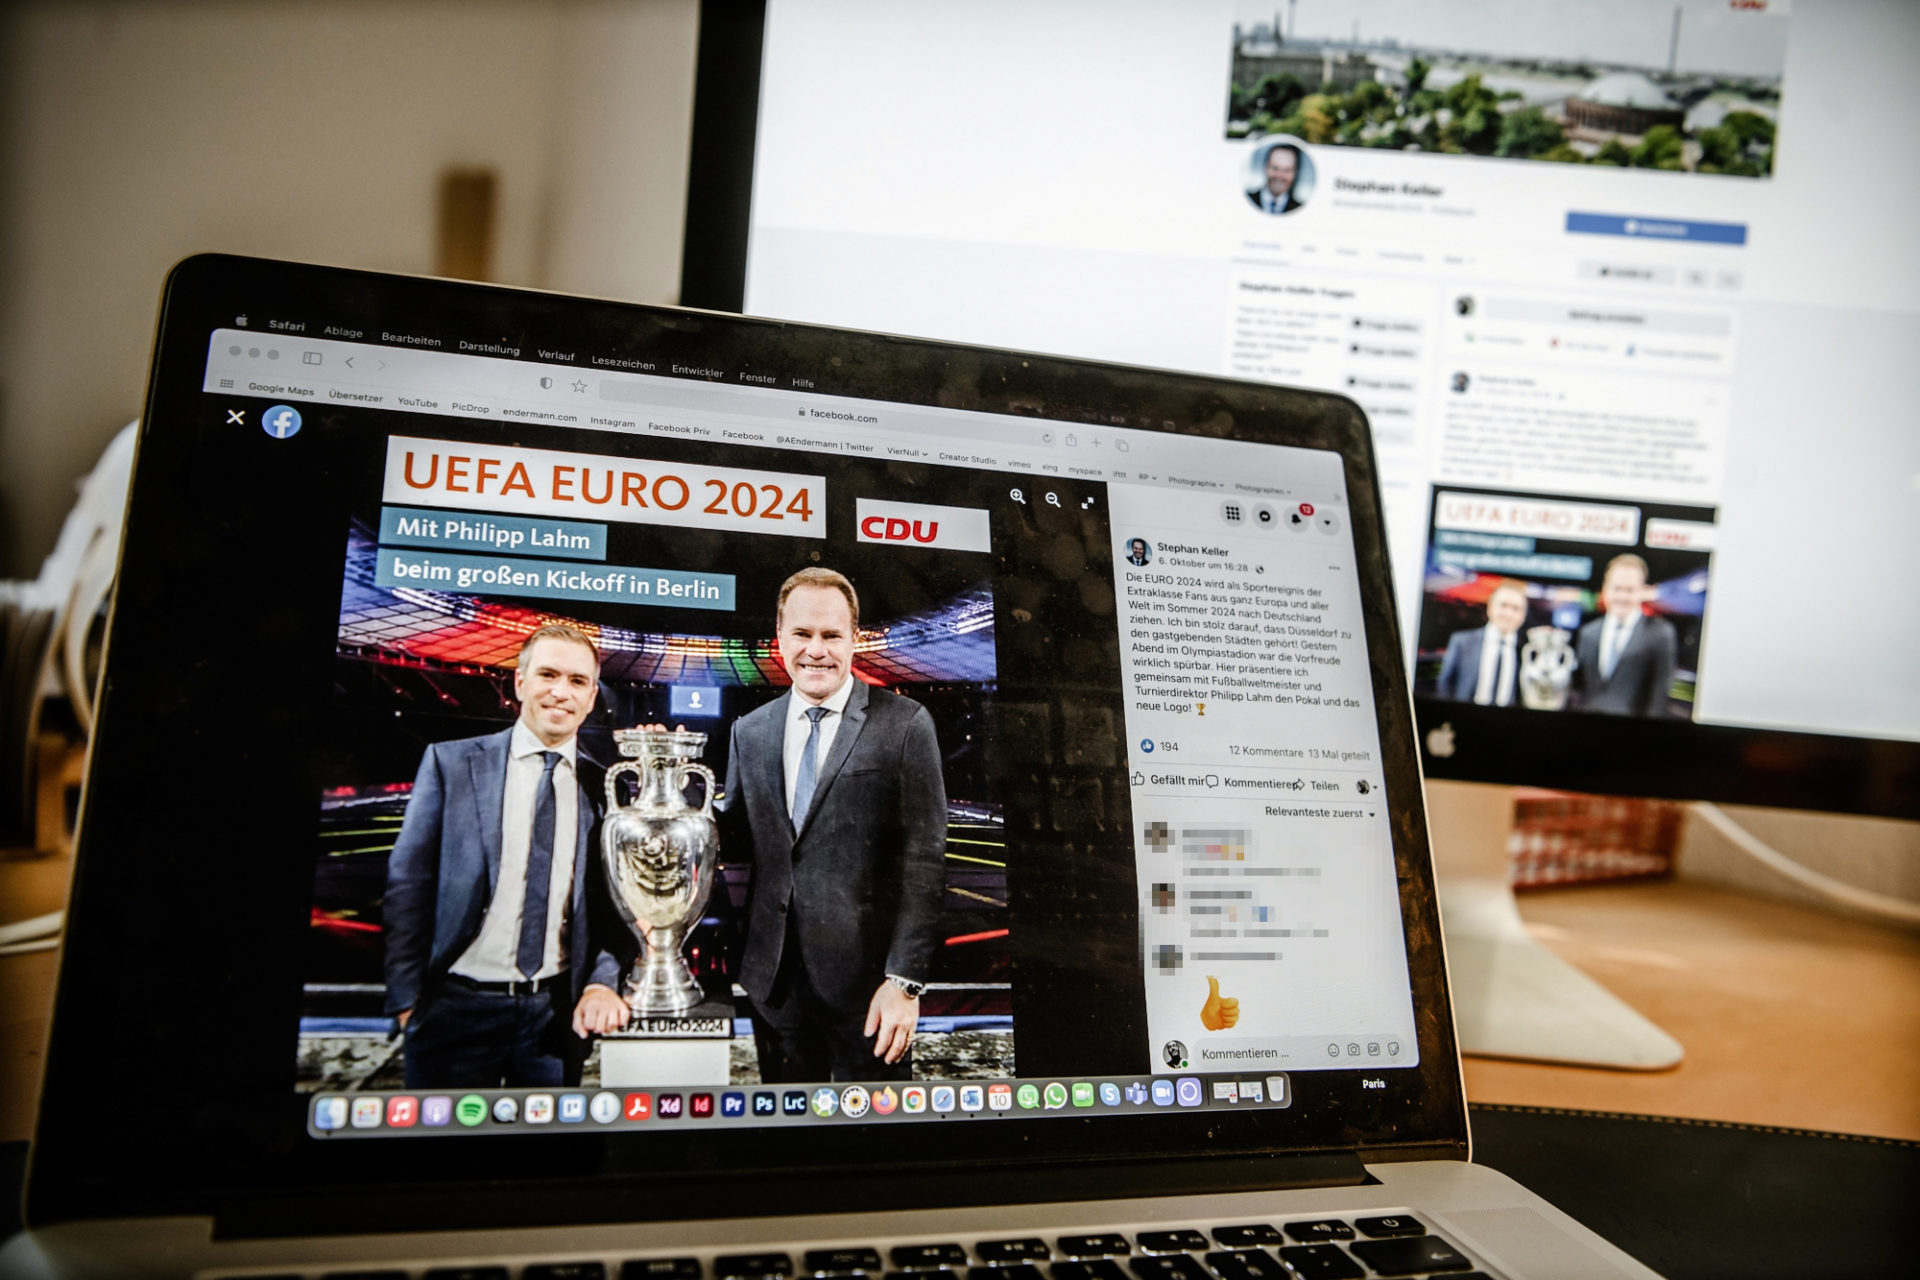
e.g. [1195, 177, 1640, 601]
[886, 974, 926, 999]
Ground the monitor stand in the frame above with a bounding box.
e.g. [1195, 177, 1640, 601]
[1425, 779, 1684, 1070]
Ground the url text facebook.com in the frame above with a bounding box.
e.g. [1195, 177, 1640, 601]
[804, 407, 879, 424]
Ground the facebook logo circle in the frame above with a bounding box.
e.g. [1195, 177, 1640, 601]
[261, 404, 302, 439]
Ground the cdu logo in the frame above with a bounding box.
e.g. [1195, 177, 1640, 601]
[854, 498, 991, 553]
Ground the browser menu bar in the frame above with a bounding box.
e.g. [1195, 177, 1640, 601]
[203, 329, 1344, 501]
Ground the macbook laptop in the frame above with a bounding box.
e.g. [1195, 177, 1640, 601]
[5, 256, 1659, 1279]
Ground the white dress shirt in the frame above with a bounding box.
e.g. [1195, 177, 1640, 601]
[783, 674, 855, 823]
[451, 721, 578, 982]
[1473, 624, 1519, 707]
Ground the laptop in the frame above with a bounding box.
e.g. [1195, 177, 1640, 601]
[5, 255, 1660, 1279]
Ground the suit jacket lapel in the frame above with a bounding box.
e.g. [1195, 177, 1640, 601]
[794, 680, 870, 842]
[472, 730, 510, 894]
[749, 694, 795, 855]
[572, 751, 599, 913]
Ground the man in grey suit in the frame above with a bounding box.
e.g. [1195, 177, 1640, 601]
[1434, 581, 1529, 706]
[384, 623, 632, 1088]
[719, 567, 947, 1082]
[1575, 554, 1678, 717]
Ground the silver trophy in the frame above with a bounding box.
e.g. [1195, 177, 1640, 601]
[602, 727, 721, 1016]
[1519, 625, 1576, 710]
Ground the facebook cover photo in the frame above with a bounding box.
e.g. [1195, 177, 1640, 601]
[1413, 485, 1713, 720]
[299, 427, 1015, 1095]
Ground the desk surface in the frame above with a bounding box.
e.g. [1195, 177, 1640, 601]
[4, 850, 1919, 1144]
[1461, 879, 1920, 1142]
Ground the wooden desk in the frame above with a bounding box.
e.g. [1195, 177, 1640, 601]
[4, 848, 1918, 1145]
[1462, 878, 1920, 1141]
[0, 845, 71, 1145]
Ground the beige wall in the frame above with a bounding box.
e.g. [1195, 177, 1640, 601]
[0, 0, 698, 578]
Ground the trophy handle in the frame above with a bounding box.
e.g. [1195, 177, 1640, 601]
[676, 763, 717, 819]
[605, 760, 643, 811]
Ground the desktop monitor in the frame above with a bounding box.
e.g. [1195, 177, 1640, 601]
[680, 0, 1920, 823]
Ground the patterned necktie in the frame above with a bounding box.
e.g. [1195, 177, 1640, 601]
[791, 706, 829, 833]
[517, 751, 561, 980]
[1495, 636, 1515, 707]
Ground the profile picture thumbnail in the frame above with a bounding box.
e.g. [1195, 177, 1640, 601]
[1125, 536, 1154, 566]
[1245, 136, 1315, 215]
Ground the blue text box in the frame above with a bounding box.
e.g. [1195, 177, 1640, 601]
[1434, 529, 1536, 554]
[1566, 212, 1747, 245]
[379, 506, 607, 560]
[376, 548, 734, 610]
[1434, 550, 1593, 580]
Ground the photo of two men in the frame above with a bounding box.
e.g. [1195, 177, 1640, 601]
[311, 546, 1003, 1094]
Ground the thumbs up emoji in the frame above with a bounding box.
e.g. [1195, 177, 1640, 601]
[1200, 975, 1239, 1031]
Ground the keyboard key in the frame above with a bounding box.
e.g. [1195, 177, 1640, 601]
[892, 1245, 968, 1270]
[1050, 1261, 1128, 1280]
[526, 1267, 608, 1280]
[1126, 1256, 1208, 1280]
[1208, 1227, 1281, 1249]
[715, 1254, 794, 1279]
[424, 1269, 509, 1280]
[1281, 1221, 1353, 1244]
[1056, 1235, 1129, 1258]
[1348, 1236, 1473, 1275]
[623, 1262, 703, 1280]
[976, 1240, 1051, 1263]
[1274, 1247, 1362, 1280]
[808, 1250, 883, 1273]
[885, 1272, 954, 1280]
[968, 1267, 1043, 1280]
[1202, 1250, 1286, 1280]
[1135, 1232, 1208, 1254]
[1352, 1215, 1424, 1240]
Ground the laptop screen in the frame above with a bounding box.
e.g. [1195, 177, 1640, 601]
[32, 258, 1459, 1223]
[240, 320, 1420, 1139]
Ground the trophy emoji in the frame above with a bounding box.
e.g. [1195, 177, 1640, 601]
[1519, 625, 1575, 710]
[602, 727, 721, 1016]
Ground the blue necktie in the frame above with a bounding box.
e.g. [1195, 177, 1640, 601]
[517, 751, 561, 980]
[791, 707, 828, 833]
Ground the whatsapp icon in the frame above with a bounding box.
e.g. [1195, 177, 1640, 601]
[1042, 1082, 1069, 1110]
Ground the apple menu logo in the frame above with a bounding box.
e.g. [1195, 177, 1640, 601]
[1425, 722, 1456, 759]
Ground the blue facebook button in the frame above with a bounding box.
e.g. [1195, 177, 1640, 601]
[261, 404, 303, 438]
[670, 685, 723, 718]
[1565, 212, 1747, 245]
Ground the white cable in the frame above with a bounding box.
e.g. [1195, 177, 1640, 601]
[1692, 802, 1920, 927]
[0, 937, 58, 957]
[0, 910, 63, 946]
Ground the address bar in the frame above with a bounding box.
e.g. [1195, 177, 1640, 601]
[595, 377, 1060, 449]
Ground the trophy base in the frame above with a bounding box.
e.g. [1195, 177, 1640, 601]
[599, 987, 736, 1088]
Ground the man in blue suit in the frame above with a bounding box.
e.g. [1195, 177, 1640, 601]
[718, 568, 948, 1082]
[384, 623, 632, 1088]
[1575, 554, 1678, 717]
[1434, 581, 1529, 706]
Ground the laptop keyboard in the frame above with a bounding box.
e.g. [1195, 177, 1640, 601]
[229, 1217, 1495, 1280]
